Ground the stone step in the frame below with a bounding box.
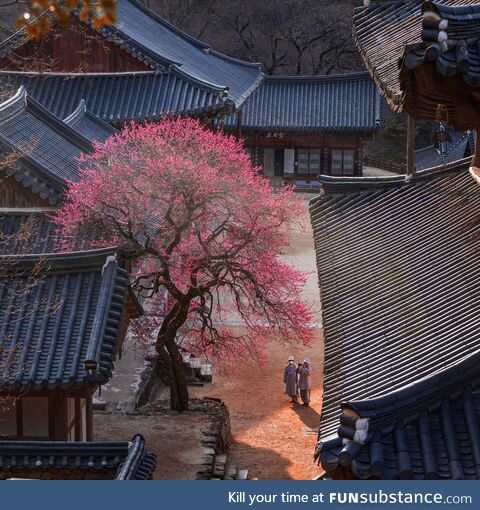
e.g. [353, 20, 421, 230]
[235, 468, 249, 480]
[224, 462, 237, 480]
[212, 454, 227, 478]
[200, 363, 213, 382]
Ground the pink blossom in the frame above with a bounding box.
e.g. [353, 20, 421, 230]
[54, 117, 314, 368]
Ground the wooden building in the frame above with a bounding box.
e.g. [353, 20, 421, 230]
[312, 159, 480, 480]
[0, 242, 141, 442]
[0, 86, 117, 208]
[223, 73, 382, 185]
[353, 0, 480, 174]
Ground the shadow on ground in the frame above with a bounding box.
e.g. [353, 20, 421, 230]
[291, 402, 321, 430]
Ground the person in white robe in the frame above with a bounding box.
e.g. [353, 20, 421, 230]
[283, 355, 298, 403]
[297, 358, 312, 406]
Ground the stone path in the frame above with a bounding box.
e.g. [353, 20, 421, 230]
[94, 335, 148, 409]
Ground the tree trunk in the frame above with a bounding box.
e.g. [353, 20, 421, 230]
[165, 335, 189, 412]
[155, 300, 191, 412]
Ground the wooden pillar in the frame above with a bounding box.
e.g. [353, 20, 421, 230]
[236, 110, 243, 141]
[54, 394, 68, 440]
[473, 121, 480, 168]
[74, 397, 82, 442]
[407, 114, 416, 176]
[86, 393, 93, 441]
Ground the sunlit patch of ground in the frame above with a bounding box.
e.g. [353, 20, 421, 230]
[190, 195, 325, 479]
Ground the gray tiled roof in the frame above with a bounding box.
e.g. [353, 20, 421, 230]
[0, 87, 94, 204]
[0, 210, 56, 255]
[352, 0, 480, 111]
[318, 378, 480, 479]
[0, 0, 263, 108]
[0, 247, 131, 390]
[312, 161, 480, 479]
[0, 71, 227, 124]
[64, 100, 118, 143]
[415, 130, 475, 171]
[310, 160, 480, 445]
[405, 2, 480, 87]
[0, 434, 156, 480]
[224, 73, 382, 132]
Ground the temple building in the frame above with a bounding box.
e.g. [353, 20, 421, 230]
[312, 159, 480, 479]
[0, 0, 263, 122]
[0, 240, 141, 441]
[312, 0, 480, 479]
[0, 1, 381, 187]
[223, 73, 382, 184]
[0, 210, 155, 478]
[352, 0, 480, 174]
[0, 87, 117, 207]
[0, 434, 156, 479]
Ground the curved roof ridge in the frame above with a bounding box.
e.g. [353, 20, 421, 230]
[263, 71, 372, 83]
[167, 64, 230, 95]
[63, 100, 118, 140]
[63, 98, 87, 126]
[0, 86, 27, 123]
[127, 0, 262, 69]
[316, 156, 472, 194]
[0, 246, 120, 268]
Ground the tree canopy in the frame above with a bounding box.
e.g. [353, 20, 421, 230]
[54, 117, 313, 411]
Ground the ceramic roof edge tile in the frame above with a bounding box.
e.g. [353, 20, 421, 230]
[317, 156, 472, 194]
[0, 246, 120, 269]
[0, 435, 156, 480]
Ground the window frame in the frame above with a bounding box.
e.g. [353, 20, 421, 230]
[296, 148, 322, 175]
[330, 148, 356, 176]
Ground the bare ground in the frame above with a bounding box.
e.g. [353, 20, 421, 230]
[94, 411, 211, 480]
[96, 196, 324, 480]
[189, 203, 325, 480]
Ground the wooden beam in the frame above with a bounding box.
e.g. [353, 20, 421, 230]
[473, 120, 480, 168]
[236, 110, 243, 141]
[74, 397, 82, 442]
[407, 114, 416, 176]
[86, 393, 93, 441]
[54, 394, 68, 440]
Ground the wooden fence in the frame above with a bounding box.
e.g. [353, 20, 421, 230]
[363, 156, 407, 175]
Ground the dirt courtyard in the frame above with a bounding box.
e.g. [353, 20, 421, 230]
[190, 336, 323, 480]
[98, 195, 324, 480]
[191, 198, 324, 480]
[94, 411, 210, 479]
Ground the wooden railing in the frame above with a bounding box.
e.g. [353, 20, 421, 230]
[363, 156, 407, 175]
